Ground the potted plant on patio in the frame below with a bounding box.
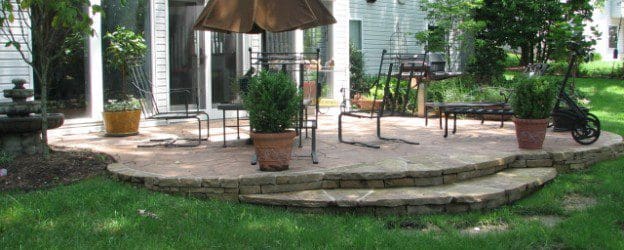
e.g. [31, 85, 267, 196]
[510, 77, 558, 149]
[243, 71, 301, 171]
[102, 26, 147, 136]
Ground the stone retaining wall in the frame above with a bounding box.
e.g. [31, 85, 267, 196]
[108, 140, 624, 201]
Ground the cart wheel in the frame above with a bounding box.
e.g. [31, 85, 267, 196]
[572, 113, 600, 145]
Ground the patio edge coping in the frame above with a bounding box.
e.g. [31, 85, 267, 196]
[107, 133, 624, 201]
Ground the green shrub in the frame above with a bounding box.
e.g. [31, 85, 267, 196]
[510, 77, 558, 119]
[0, 151, 13, 165]
[104, 96, 141, 112]
[547, 60, 623, 79]
[505, 53, 521, 67]
[349, 43, 365, 97]
[243, 71, 301, 133]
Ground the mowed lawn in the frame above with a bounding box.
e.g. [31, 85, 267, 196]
[1, 78, 623, 249]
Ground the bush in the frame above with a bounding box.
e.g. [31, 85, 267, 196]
[0, 151, 13, 165]
[104, 96, 141, 112]
[243, 71, 301, 133]
[510, 77, 558, 119]
[505, 53, 521, 67]
[547, 60, 623, 79]
[349, 43, 365, 97]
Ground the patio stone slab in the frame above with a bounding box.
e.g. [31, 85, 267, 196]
[50, 114, 624, 213]
[239, 168, 557, 214]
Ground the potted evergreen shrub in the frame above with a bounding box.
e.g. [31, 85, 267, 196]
[102, 27, 147, 136]
[510, 77, 558, 149]
[243, 71, 301, 171]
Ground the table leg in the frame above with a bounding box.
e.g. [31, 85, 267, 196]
[222, 109, 227, 148]
[236, 109, 240, 139]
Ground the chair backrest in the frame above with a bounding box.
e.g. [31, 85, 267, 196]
[524, 63, 549, 77]
[128, 61, 159, 118]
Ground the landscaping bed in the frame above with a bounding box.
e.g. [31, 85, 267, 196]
[0, 148, 114, 192]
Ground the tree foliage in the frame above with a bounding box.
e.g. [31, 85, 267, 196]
[0, 0, 101, 156]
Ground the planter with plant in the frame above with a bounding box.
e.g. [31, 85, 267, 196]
[243, 71, 301, 171]
[510, 77, 558, 149]
[102, 97, 142, 136]
[102, 26, 147, 136]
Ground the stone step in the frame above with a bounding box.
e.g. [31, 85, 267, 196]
[239, 168, 557, 215]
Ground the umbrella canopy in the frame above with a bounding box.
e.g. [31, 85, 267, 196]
[193, 0, 336, 33]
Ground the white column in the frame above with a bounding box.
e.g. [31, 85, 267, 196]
[87, 0, 104, 121]
[331, 0, 350, 101]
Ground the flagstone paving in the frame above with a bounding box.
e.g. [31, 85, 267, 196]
[49, 114, 624, 214]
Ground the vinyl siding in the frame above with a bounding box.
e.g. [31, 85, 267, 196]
[350, 1, 427, 74]
[0, 2, 33, 102]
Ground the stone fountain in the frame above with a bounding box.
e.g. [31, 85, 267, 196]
[0, 79, 64, 155]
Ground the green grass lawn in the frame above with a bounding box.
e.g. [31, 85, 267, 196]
[2, 78, 624, 249]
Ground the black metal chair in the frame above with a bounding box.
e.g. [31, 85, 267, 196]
[128, 62, 209, 147]
[338, 50, 427, 148]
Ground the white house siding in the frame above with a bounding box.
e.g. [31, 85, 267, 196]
[589, 0, 623, 61]
[349, 0, 427, 74]
[152, 0, 170, 111]
[0, 2, 33, 102]
[331, 0, 350, 99]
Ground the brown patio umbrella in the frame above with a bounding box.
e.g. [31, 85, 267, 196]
[193, 0, 336, 34]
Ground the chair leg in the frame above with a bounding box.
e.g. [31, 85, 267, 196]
[425, 106, 429, 127]
[453, 114, 457, 134]
[197, 117, 202, 146]
[444, 112, 449, 138]
[222, 109, 227, 148]
[312, 127, 318, 164]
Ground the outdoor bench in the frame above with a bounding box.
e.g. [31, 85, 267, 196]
[443, 104, 514, 137]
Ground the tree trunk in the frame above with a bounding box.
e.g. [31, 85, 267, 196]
[40, 66, 49, 157]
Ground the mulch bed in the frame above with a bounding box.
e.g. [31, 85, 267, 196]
[0, 148, 115, 192]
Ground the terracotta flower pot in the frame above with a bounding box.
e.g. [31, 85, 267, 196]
[102, 109, 141, 137]
[358, 99, 383, 111]
[251, 130, 297, 171]
[513, 117, 549, 149]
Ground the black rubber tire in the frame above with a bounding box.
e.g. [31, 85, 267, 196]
[572, 113, 600, 145]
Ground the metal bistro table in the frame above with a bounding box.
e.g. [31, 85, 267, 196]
[217, 103, 248, 147]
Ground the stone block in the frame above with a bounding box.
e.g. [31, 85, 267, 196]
[446, 204, 469, 213]
[340, 180, 384, 189]
[261, 181, 323, 193]
[569, 163, 586, 171]
[457, 171, 478, 181]
[239, 185, 262, 195]
[240, 175, 276, 186]
[180, 177, 202, 187]
[158, 177, 179, 187]
[407, 205, 444, 215]
[509, 159, 527, 168]
[201, 178, 220, 187]
[518, 152, 550, 160]
[223, 188, 239, 194]
[275, 173, 324, 185]
[384, 178, 415, 188]
[322, 180, 339, 189]
[526, 159, 553, 167]
[414, 177, 443, 186]
[443, 174, 458, 184]
[485, 197, 508, 209]
[374, 206, 407, 216]
[219, 177, 239, 188]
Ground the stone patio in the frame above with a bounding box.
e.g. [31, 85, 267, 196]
[49, 114, 624, 215]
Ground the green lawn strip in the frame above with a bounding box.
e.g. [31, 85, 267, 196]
[1, 78, 624, 248]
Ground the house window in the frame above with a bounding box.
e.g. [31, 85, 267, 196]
[349, 20, 362, 50]
[609, 26, 618, 49]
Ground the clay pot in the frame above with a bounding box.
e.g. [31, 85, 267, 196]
[251, 130, 297, 171]
[358, 99, 383, 111]
[102, 109, 141, 137]
[513, 118, 549, 149]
